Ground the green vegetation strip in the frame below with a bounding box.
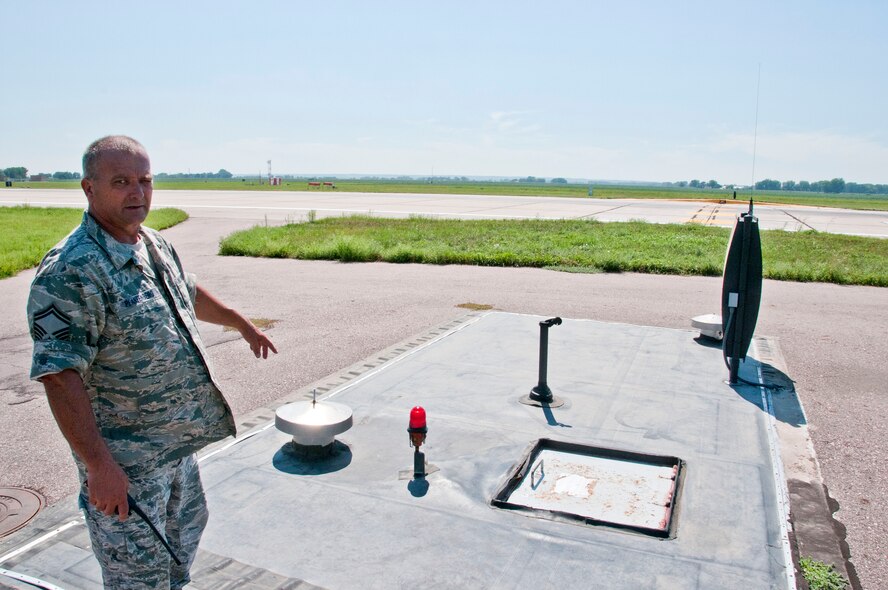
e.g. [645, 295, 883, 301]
[0, 206, 188, 279]
[800, 557, 849, 590]
[219, 216, 888, 287]
[11, 179, 888, 211]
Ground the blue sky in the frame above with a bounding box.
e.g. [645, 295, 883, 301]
[4, 1, 887, 184]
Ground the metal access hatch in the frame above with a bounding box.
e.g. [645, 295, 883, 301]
[491, 439, 683, 538]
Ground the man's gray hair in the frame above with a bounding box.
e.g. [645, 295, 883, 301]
[82, 136, 147, 180]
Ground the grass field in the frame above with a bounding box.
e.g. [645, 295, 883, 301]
[8, 179, 888, 211]
[3, 205, 884, 286]
[0, 207, 188, 279]
[219, 216, 888, 287]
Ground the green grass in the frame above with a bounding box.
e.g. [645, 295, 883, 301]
[0, 207, 188, 279]
[218, 216, 888, 287]
[9, 178, 888, 211]
[800, 557, 849, 590]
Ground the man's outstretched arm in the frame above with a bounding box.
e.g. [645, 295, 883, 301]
[41, 369, 130, 520]
[193, 285, 278, 358]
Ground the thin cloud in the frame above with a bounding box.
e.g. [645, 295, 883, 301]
[487, 111, 541, 135]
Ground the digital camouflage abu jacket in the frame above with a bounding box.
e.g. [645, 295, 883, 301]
[28, 212, 235, 470]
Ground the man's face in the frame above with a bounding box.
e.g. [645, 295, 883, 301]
[81, 150, 153, 243]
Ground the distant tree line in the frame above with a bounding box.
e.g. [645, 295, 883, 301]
[670, 180, 724, 189]
[4, 164, 884, 195]
[753, 178, 887, 194]
[51, 171, 81, 180]
[509, 176, 568, 184]
[2, 166, 239, 182]
[155, 169, 233, 179]
[2, 166, 81, 181]
[669, 177, 887, 195]
[2, 167, 29, 180]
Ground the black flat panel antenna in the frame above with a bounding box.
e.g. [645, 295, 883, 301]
[721, 203, 763, 383]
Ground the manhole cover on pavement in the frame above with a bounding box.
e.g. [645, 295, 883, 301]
[0, 487, 44, 538]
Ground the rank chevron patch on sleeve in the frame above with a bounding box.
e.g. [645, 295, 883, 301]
[32, 304, 73, 340]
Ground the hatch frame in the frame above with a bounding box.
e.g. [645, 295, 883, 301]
[490, 438, 684, 539]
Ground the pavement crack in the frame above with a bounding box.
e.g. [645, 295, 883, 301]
[7, 397, 36, 406]
[780, 209, 817, 231]
[576, 204, 631, 219]
[1, 383, 41, 406]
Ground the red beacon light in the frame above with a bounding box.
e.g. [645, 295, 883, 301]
[408, 406, 427, 449]
[407, 406, 428, 478]
[409, 406, 427, 430]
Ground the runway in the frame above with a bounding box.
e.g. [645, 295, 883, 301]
[2, 187, 887, 237]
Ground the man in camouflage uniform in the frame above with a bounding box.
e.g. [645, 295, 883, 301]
[27, 136, 277, 589]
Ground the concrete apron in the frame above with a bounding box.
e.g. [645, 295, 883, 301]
[0, 312, 836, 589]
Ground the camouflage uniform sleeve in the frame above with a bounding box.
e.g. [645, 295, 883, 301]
[28, 267, 105, 381]
[184, 271, 197, 305]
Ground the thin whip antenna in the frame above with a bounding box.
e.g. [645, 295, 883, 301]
[751, 63, 762, 193]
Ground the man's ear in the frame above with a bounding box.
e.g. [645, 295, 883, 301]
[81, 178, 94, 202]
